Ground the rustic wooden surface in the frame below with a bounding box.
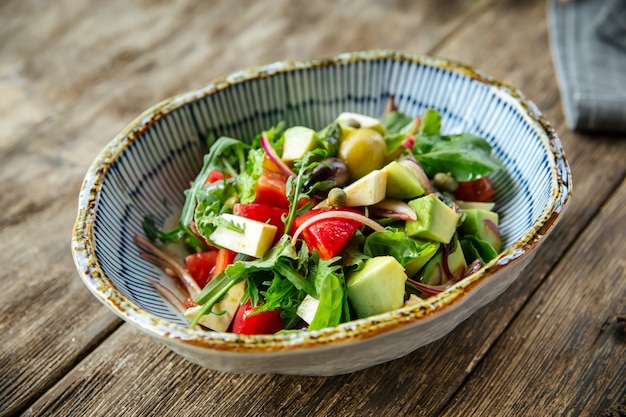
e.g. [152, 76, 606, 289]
[1, 0, 624, 416]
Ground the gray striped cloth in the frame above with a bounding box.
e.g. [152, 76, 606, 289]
[548, 0, 626, 133]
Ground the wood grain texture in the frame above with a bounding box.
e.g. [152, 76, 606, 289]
[2, 0, 625, 416]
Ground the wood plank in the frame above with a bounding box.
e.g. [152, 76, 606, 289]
[439, 176, 626, 416]
[20, 0, 626, 416]
[0, 0, 493, 415]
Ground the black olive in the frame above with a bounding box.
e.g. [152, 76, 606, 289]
[304, 157, 350, 199]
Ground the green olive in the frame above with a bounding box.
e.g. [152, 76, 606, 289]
[338, 128, 386, 180]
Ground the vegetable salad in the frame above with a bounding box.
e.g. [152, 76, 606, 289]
[137, 102, 504, 334]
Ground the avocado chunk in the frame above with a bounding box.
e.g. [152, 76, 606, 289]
[459, 208, 501, 252]
[404, 239, 440, 277]
[382, 161, 426, 200]
[406, 194, 461, 244]
[347, 256, 407, 318]
[421, 235, 467, 286]
[456, 200, 496, 211]
[281, 126, 320, 163]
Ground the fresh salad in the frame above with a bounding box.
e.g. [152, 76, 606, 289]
[135, 100, 504, 335]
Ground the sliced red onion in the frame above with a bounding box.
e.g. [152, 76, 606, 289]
[484, 219, 501, 240]
[441, 243, 454, 282]
[463, 259, 482, 278]
[148, 279, 187, 314]
[370, 199, 417, 221]
[291, 210, 385, 245]
[407, 277, 449, 296]
[260, 135, 296, 178]
[134, 235, 201, 299]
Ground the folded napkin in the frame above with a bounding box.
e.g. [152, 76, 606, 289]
[548, 0, 626, 133]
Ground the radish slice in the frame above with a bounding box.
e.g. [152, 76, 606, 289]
[370, 199, 417, 221]
[291, 210, 385, 245]
[260, 135, 296, 178]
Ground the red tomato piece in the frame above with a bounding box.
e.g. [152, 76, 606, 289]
[204, 170, 228, 184]
[214, 248, 237, 276]
[232, 300, 283, 335]
[184, 251, 218, 289]
[292, 208, 362, 260]
[233, 203, 288, 243]
[253, 169, 290, 208]
[453, 177, 496, 202]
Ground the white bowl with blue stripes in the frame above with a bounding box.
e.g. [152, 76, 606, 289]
[72, 50, 571, 376]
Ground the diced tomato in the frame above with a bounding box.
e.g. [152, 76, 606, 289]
[232, 300, 283, 335]
[253, 169, 290, 208]
[263, 155, 283, 173]
[292, 208, 362, 260]
[215, 248, 237, 276]
[453, 177, 496, 202]
[204, 170, 228, 184]
[253, 169, 314, 210]
[185, 251, 218, 289]
[233, 203, 288, 243]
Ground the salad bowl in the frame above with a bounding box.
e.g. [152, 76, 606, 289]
[72, 50, 571, 375]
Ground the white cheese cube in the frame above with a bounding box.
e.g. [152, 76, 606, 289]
[296, 294, 320, 324]
[184, 281, 246, 332]
[209, 214, 277, 258]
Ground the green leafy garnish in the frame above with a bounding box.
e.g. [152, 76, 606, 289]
[283, 149, 326, 234]
[364, 229, 438, 269]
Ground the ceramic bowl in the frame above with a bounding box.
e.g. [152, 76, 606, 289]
[72, 50, 571, 376]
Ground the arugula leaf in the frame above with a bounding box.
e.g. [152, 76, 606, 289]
[191, 236, 317, 328]
[180, 137, 248, 229]
[255, 272, 306, 328]
[283, 149, 327, 234]
[141, 214, 201, 248]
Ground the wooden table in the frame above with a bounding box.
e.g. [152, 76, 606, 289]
[1, 1, 624, 415]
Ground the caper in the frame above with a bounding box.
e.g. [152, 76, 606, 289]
[328, 187, 347, 208]
[432, 172, 458, 192]
[338, 128, 386, 180]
